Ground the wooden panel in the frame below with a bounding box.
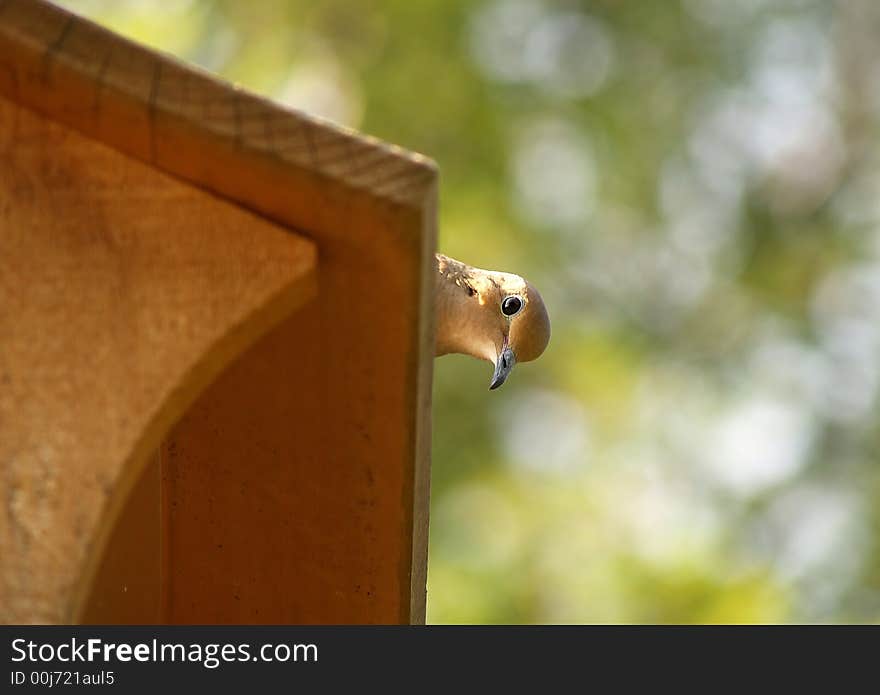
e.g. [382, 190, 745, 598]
[161, 294, 410, 624]
[79, 451, 163, 624]
[0, 0, 436, 623]
[0, 95, 317, 623]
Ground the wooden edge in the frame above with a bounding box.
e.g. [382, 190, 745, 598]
[69, 258, 318, 622]
[408, 196, 437, 624]
[0, 0, 438, 212]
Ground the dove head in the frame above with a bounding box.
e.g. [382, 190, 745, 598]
[435, 255, 551, 390]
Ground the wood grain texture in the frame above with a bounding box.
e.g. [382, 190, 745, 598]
[0, 0, 436, 624]
[0, 95, 317, 623]
[0, 0, 436, 209]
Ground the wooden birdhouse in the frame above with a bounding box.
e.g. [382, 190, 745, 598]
[0, 0, 436, 624]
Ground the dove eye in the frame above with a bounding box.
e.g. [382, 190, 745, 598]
[501, 295, 523, 317]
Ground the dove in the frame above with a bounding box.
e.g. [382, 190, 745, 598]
[434, 253, 551, 389]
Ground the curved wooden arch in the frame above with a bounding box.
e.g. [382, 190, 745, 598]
[0, 93, 317, 622]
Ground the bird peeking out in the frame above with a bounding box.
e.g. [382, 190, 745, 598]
[434, 253, 551, 390]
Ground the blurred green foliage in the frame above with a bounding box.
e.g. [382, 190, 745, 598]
[62, 0, 880, 623]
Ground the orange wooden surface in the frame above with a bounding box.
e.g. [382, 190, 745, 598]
[81, 452, 163, 623]
[0, 94, 317, 623]
[0, 0, 436, 624]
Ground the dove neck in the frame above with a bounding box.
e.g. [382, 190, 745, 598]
[434, 255, 496, 363]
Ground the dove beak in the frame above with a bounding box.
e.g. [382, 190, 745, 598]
[489, 344, 516, 390]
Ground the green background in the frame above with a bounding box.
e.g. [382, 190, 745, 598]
[60, 0, 880, 623]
